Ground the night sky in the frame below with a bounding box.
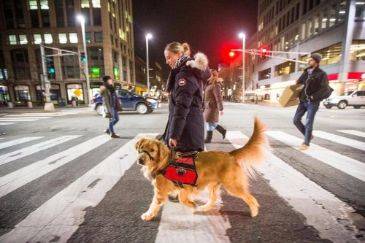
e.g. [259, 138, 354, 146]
[133, 0, 258, 78]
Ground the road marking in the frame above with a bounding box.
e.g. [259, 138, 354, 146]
[155, 144, 230, 242]
[0, 135, 80, 166]
[0, 137, 43, 150]
[3, 116, 51, 119]
[227, 131, 361, 243]
[0, 118, 39, 122]
[0, 135, 111, 198]
[338, 130, 365, 138]
[313, 130, 365, 151]
[0, 133, 156, 243]
[0, 122, 14, 126]
[156, 197, 231, 243]
[266, 131, 365, 181]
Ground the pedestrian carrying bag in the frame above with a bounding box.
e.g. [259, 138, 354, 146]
[279, 84, 303, 107]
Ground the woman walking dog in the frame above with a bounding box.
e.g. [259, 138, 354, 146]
[204, 69, 226, 143]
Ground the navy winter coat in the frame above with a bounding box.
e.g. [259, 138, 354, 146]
[163, 56, 209, 152]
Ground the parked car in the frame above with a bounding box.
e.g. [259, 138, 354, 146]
[92, 89, 159, 115]
[323, 90, 365, 109]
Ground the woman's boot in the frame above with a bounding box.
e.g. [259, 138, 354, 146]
[216, 125, 227, 139]
[204, 131, 213, 143]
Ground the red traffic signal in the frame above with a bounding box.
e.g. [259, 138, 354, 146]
[229, 51, 235, 58]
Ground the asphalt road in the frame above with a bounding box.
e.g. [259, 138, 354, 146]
[0, 103, 364, 243]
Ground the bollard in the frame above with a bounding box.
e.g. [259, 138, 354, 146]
[7, 102, 14, 108]
[27, 101, 33, 108]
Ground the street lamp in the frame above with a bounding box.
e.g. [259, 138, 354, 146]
[145, 33, 153, 95]
[238, 32, 246, 101]
[77, 14, 92, 106]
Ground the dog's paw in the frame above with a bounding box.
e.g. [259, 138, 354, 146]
[141, 212, 155, 221]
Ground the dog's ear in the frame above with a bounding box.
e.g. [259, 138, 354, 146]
[135, 138, 146, 150]
[156, 141, 168, 162]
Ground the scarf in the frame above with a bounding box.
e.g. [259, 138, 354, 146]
[166, 55, 190, 92]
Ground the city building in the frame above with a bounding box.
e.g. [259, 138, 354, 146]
[134, 54, 163, 96]
[0, 0, 135, 107]
[248, 0, 365, 102]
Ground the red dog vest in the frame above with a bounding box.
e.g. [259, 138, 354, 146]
[163, 156, 198, 187]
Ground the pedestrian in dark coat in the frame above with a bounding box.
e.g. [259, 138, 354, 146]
[162, 42, 209, 152]
[100, 75, 122, 138]
[203, 69, 226, 143]
[293, 53, 332, 150]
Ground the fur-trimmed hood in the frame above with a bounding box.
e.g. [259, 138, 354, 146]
[186, 52, 209, 71]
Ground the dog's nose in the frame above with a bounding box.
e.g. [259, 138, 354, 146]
[138, 158, 145, 165]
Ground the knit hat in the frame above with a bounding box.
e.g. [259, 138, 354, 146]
[311, 53, 322, 63]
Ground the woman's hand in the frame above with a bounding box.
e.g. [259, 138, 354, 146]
[169, 138, 177, 148]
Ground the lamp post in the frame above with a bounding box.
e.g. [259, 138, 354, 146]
[238, 32, 246, 101]
[77, 14, 91, 106]
[145, 33, 152, 95]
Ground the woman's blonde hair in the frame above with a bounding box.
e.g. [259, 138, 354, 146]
[182, 42, 191, 56]
[165, 42, 184, 55]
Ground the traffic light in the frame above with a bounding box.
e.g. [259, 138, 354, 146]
[229, 51, 235, 58]
[80, 51, 87, 63]
[48, 66, 55, 75]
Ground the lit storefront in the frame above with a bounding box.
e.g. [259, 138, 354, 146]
[66, 84, 84, 103]
[14, 85, 30, 105]
[35, 84, 61, 104]
[0, 85, 10, 106]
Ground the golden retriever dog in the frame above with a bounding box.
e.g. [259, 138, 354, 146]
[135, 117, 267, 221]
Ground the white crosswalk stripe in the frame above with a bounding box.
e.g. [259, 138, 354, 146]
[2, 116, 51, 119]
[0, 133, 156, 243]
[313, 130, 365, 151]
[0, 122, 14, 126]
[0, 118, 39, 122]
[0, 135, 110, 198]
[338, 130, 365, 138]
[266, 131, 365, 181]
[226, 131, 360, 242]
[0, 135, 80, 166]
[0, 137, 43, 150]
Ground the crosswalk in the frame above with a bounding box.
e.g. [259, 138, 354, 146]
[0, 108, 90, 126]
[0, 129, 364, 242]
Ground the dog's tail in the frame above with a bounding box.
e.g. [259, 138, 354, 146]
[229, 117, 268, 176]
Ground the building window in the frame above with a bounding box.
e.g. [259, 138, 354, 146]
[30, 9, 40, 28]
[92, 0, 101, 8]
[14, 85, 31, 103]
[19, 35, 28, 45]
[69, 33, 78, 43]
[29, 0, 38, 9]
[40, 0, 49, 9]
[9, 35, 17, 45]
[33, 34, 42, 44]
[351, 40, 365, 61]
[314, 43, 342, 66]
[67, 84, 84, 102]
[11, 49, 30, 80]
[258, 68, 271, 80]
[15, 0, 26, 28]
[81, 0, 90, 8]
[355, 2, 365, 20]
[94, 32, 102, 43]
[44, 34, 53, 44]
[58, 33, 68, 43]
[86, 32, 92, 43]
[41, 10, 50, 27]
[4, 1, 14, 29]
[62, 50, 80, 79]
[93, 8, 102, 25]
[275, 61, 295, 76]
[55, 0, 65, 27]
[66, 0, 76, 26]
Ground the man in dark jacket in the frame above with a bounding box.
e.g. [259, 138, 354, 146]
[294, 53, 330, 150]
[100, 75, 121, 138]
